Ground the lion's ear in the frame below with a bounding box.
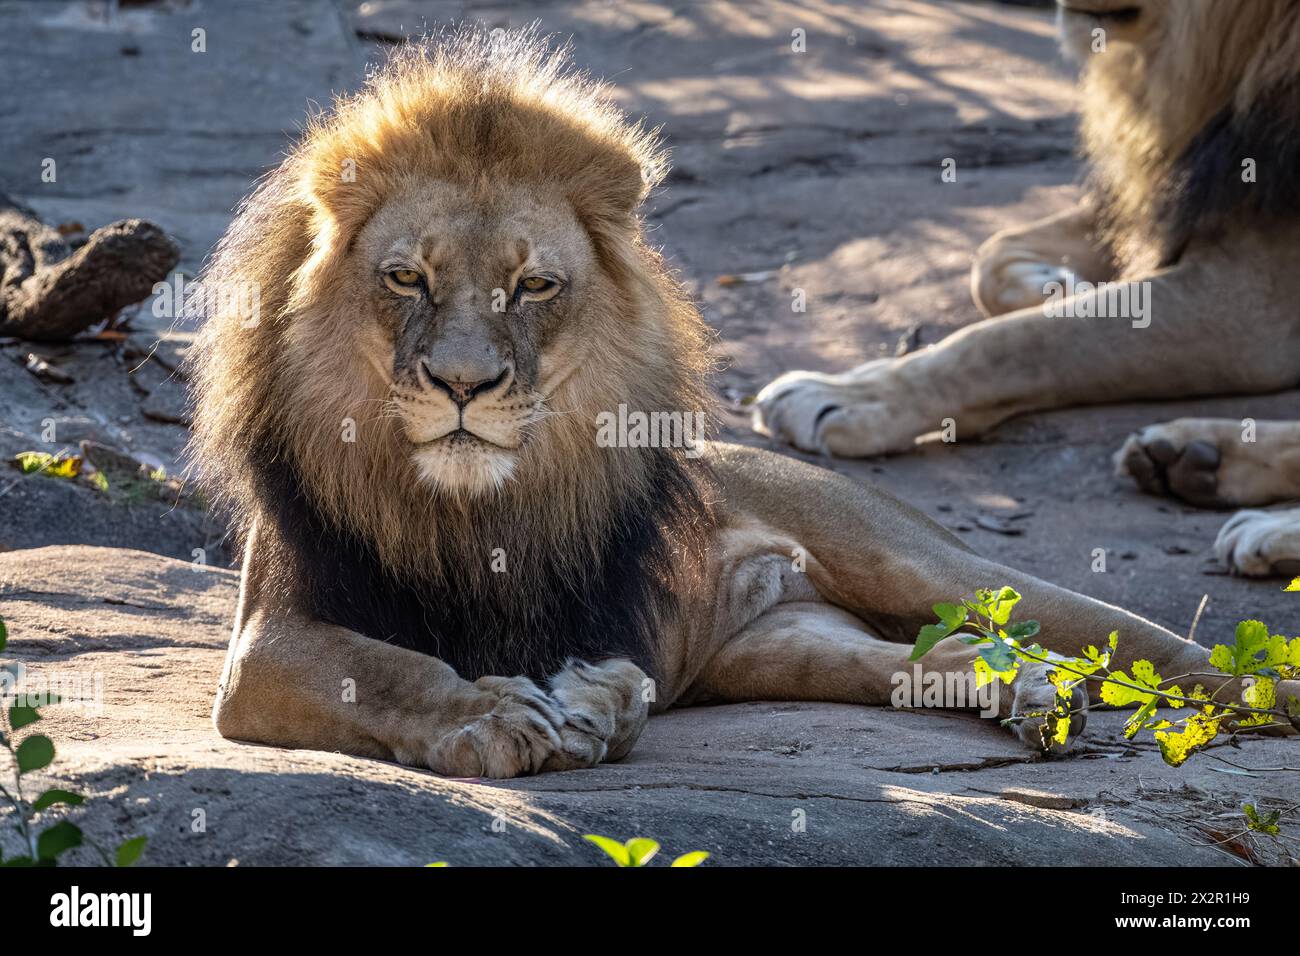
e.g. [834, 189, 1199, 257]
[288, 124, 404, 300]
[297, 153, 386, 252]
[572, 129, 667, 227]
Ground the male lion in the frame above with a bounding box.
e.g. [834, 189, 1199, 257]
[191, 31, 1293, 778]
[752, 0, 1300, 575]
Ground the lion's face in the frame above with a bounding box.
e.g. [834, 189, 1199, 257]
[335, 180, 604, 496]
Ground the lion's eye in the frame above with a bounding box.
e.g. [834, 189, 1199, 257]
[518, 275, 558, 296]
[390, 268, 422, 286]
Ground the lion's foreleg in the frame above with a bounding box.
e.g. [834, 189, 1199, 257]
[213, 532, 649, 778]
[215, 603, 651, 777]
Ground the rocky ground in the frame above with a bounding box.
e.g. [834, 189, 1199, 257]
[0, 0, 1296, 866]
[4, 547, 1297, 866]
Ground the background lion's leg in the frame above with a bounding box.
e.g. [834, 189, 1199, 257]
[754, 230, 1300, 457]
[971, 202, 1116, 317]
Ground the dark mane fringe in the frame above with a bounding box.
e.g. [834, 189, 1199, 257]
[253, 440, 716, 682]
[1153, 80, 1300, 265]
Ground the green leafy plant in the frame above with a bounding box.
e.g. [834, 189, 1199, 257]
[1243, 803, 1282, 836]
[911, 586, 1300, 764]
[0, 614, 146, 866]
[584, 834, 708, 867]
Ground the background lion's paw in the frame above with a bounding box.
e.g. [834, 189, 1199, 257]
[1114, 423, 1226, 507]
[1002, 662, 1088, 755]
[752, 361, 932, 457]
[430, 676, 564, 778]
[1214, 508, 1300, 578]
[981, 258, 1076, 315]
[542, 658, 650, 772]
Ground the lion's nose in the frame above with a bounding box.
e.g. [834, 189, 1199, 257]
[421, 361, 511, 408]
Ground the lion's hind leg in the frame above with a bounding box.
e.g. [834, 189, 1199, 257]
[684, 601, 1083, 754]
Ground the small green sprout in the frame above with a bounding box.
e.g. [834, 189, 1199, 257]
[584, 834, 708, 867]
[0, 613, 146, 866]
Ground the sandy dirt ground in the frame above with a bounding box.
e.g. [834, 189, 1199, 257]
[0, 0, 1296, 866]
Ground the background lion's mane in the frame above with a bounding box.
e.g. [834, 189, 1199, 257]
[186, 29, 717, 680]
[1079, 0, 1300, 271]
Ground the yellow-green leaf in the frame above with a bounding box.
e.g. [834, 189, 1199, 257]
[973, 655, 1017, 689]
[1101, 677, 1154, 708]
[1051, 712, 1071, 746]
[584, 834, 631, 867]
[671, 851, 710, 867]
[1209, 644, 1235, 674]
[624, 838, 660, 867]
[1154, 712, 1221, 767]
[1240, 676, 1277, 727]
[986, 587, 1021, 626]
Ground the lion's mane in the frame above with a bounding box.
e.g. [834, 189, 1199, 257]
[187, 30, 716, 681]
[1079, 0, 1300, 270]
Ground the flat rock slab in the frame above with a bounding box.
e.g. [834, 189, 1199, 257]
[2, 546, 1295, 866]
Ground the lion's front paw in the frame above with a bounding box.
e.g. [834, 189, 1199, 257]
[1002, 662, 1088, 755]
[1214, 508, 1300, 578]
[752, 360, 937, 457]
[542, 658, 650, 772]
[430, 676, 565, 778]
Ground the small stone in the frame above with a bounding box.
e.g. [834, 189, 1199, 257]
[975, 515, 1023, 536]
[24, 352, 74, 384]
